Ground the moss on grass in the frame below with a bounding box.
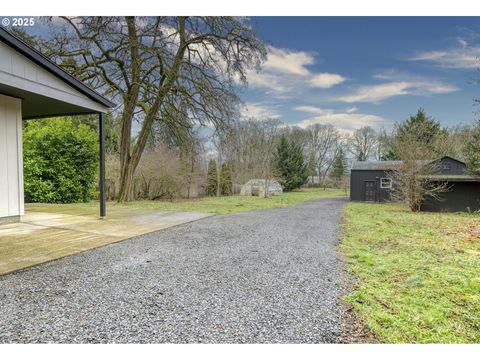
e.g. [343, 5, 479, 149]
[340, 202, 480, 343]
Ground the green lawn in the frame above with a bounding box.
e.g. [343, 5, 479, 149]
[26, 187, 347, 215]
[340, 202, 480, 343]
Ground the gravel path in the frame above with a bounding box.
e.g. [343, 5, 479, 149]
[0, 198, 346, 343]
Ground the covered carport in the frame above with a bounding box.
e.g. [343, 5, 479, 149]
[0, 27, 214, 276]
[0, 26, 114, 223]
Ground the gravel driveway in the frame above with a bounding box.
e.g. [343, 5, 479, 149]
[0, 197, 346, 343]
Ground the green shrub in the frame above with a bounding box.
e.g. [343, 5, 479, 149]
[23, 117, 98, 203]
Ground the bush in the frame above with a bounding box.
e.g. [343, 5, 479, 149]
[23, 117, 98, 203]
[134, 149, 186, 200]
[105, 146, 206, 201]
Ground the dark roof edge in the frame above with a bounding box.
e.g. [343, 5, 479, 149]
[426, 178, 480, 182]
[439, 156, 466, 165]
[0, 26, 115, 109]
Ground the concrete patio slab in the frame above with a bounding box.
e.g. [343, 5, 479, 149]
[0, 207, 212, 276]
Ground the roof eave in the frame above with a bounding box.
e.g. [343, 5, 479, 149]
[0, 26, 116, 109]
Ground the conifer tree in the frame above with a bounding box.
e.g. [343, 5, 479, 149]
[275, 135, 309, 191]
[464, 120, 480, 176]
[219, 162, 233, 196]
[331, 147, 347, 187]
[207, 159, 218, 196]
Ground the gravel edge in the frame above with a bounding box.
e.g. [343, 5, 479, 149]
[336, 213, 381, 344]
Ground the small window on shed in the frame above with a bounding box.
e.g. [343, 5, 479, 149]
[380, 178, 392, 189]
[442, 163, 451, 171]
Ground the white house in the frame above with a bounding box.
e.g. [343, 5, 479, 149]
[0, 27, 114, 223]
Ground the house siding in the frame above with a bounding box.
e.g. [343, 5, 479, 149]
[350, 170, 393, 202]
[0, 94, 23, 219]
[435, 157, 466, 175]
[421, 181, 480, 212]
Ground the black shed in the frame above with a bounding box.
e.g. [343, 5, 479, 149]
[350, 156, 467, 203]
[421, 176, 480, 212]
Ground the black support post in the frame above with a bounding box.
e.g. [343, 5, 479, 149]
[99, 112, 106, 219]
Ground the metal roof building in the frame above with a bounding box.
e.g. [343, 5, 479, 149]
[349, 156, 472, 209]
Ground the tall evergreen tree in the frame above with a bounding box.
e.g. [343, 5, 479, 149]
[219, 162, 233, 196]
[275, 135, 309, 191]
[206, 159, 218, 196]
[331, 147, 347, 187]
[464, 120, 480, 176]
[397, 108, 441, 142]
[390, 108, 443, 159]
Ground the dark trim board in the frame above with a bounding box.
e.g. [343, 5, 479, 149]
[23, 110, 101, 121]
[99, 112, 106, 219]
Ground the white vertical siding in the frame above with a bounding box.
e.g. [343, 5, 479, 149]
[0, 96, 9, 217]
[0, 94, 23, 218]
[16, 99, 24, 216]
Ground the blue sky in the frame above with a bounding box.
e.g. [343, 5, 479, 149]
[238, 17, 480, 132]
[18, 16, 480, 132]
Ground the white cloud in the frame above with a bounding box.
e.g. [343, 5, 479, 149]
[293, 105, 329, 115]
[246, 45, 346, 94]
[309, 73, 347, 88]
[241, 102, 280, 120]
[339, 82, 412, 103]
[293, 105, 385, 133]
[408, 38, 480, 69]
[338, 75, 458, 103]
[246, 72, 289, 93]
[262, 45, 314, 76]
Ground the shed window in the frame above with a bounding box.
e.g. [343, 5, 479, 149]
[380, 178, 392, 189]
[442, 163, 451, 171]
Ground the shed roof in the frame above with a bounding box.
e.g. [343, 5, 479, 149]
[351, 156, 463, 171]
[351, 160, 403, 171]
[419, 174, 480, 182]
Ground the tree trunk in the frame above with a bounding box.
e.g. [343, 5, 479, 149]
[117, 17, 141, 203]
[117, 160, 135, 202]
[116, 17, 187, 202]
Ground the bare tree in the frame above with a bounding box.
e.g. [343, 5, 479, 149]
[350, 126, 377, 161]
[225, 118, 281, 196]
[280, 125, 309, 152]
[389, 160, 449, 212]
[39, 16, 266, 201]
[389, 123, 449, 212]
[179, 130, 205, 199]
[374, 127, 392, 160]
[304, 124, 341, 187]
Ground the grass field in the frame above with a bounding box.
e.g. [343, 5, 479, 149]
[340, 202, 480, 343]
[26, 187, 347, 216]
